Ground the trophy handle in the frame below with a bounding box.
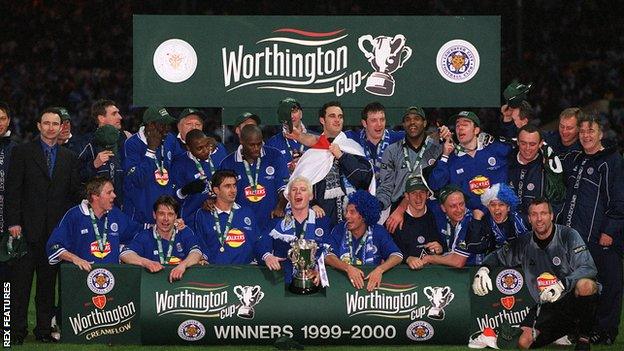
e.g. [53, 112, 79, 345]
[357, 35, 375, 60]
[398, 46, 412, 67]
[287, 248, 299, 263]
[233, 285, 244, 299]
[423, 286, 434, 299]
[389, 34, 406, 57]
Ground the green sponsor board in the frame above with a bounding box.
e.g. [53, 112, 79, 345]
[61, 264, 534, 345]
[133, 15, 500, 125]
[60, 264, 142, 344]
[141, 265, 471, 345]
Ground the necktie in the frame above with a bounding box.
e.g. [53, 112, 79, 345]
[45, 149, 52, 176]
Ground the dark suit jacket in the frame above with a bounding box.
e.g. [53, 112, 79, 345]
[6, 138, 81, 244]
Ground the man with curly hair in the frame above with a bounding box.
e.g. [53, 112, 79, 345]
[324, 190, 402, 292]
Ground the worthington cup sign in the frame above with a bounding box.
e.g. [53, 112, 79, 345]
[134, 16, 500, 123]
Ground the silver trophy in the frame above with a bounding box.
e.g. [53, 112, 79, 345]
[358, 34, 412, 96]
[423, 286, 455, 320]
[287, 238, 320, 295]
[234, 285, 264, 319]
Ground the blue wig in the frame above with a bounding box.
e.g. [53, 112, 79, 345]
[480, 183, 521, 210]
[347, 190, 381, 226]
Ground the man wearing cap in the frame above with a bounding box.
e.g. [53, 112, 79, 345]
[344, 102, 404, 182]
[430, 111, 512, 210]
[122, 106, 178, 226]
[393, 176, 444, 270]
[56, 107, 85, 155]
[473, 198, 598, 350]
[234, 112, 261, 140]
[266, 98, 311, 173]
[173, 108, 227, 162]
[376, 106, 441, 231]
[324, 190, 403, 292]
[46, 176, 141, 270]
[6, 107, 81, 343]
[287, 101, 374, 225]
[498, 82, 533, 139]
[468, 183, 530, 257]
[79, 99, 130, 186]
[408, 185, 485, 269]
[544, 107, 583, 158]
[192, 170, 264, 264]
[219, 124, 289, 230]
[509, 125, 565, 215]
[557, 114, 624, 344]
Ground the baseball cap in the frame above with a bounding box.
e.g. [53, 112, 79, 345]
[402, 106, 426, 121]
[503, 81, 532, 108]
[93, 125, 120, 153]
[405, 176, 430, 193]
[277, 98, 301, 124]
[55, 107, 71, 122]
[142, 107, 176, 125]
[235, 112, 261, 127]
[453, 111, 481, 128]
[437, 184, 465, 204]
[178, 108, 206, 121]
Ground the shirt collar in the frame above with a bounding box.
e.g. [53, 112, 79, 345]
[2, 130, 11, 138]
[138, 126, 147, 145]
[216, 202, 241, 214]
[177, 133, 186, 144]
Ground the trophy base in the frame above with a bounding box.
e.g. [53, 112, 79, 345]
[289, 277, 320, 295]
[364, 72, 395, 96]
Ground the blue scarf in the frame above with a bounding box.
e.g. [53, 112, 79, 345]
[359, 128, 390, 176]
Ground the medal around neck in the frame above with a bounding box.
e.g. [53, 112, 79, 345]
[287, 238, 320, 295]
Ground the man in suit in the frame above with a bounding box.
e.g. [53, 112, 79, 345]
[6, 107, 81, 344]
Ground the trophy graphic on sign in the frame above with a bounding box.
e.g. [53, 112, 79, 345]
[423, 286, 455, 320]
[234, 285, 264, 319]
[358, 34, 412, 96]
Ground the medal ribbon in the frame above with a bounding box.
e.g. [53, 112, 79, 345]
[402, 137, 432, 174]
[212, 208, 236, 249]
[565, 157, 588, 226]
[346, 226, 371, 265]
[88, 204, 108, 253]
[153, 147, 166, 175]
[191, 154, 214, 179]
[243, 157, 261, 190]
[153, 227, 178, 265]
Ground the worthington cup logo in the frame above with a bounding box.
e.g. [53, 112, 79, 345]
[68, 301, 136, 340]
[345, 283, 424, 319]
[155, 282, 230, 317]
[222, 28, 349, 94]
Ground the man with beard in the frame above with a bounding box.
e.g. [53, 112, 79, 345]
[509, 125, 564, 215]
[218, 124, 289, 229]
[557, 114, 624, 345]
[468, 183, 530, 257]
[430, 111, 512, 210]
[344, 102, 404, 182]
[473, 198, 598, 350]
[376, 106, 441, 232]
[122, 107, 177, 226]
[121, 195, 202, 283]
[324, 190, 402, 292]
[47, 176, 140, 270]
